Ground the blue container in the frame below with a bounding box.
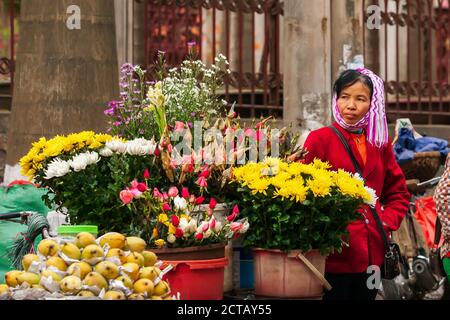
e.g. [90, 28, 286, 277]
[235, 247, 254, 289]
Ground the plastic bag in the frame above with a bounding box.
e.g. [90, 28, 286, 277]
[413, 196, 442, 249]
[0, 183, 53, 283]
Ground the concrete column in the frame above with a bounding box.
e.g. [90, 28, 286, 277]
[114, 0, 134, 69]
[331, 0, 365, 80]
[283, 0, 332, 139]
[5, 0, 119, 184]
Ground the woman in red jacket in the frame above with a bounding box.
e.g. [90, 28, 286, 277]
[302, 69, 410, 300]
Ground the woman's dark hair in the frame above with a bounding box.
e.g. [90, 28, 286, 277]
[333, 69, 373, 99]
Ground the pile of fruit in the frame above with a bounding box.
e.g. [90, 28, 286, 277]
[0, 232, 175, 300]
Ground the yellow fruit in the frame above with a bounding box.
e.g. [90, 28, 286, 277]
[22, 254, 40, 271]
[139, 266, 161, 281]
[133, 278, 154, 296]
[164, 296, 174, 300]
[114, 276, 133, 289]
[99, 232, 126, 249]
[95, 261, 119, 280]
[125, 237, 147, 253]
[75, 232, 97, 248]
[66, 261, 92, 279]
[77, 290, 95, 297]
[106, 248, 127, 264]
[142, 251, 158, 267]
[126, 252, 145, 267]
[5, 271, 22, 287]
[32, 284, 45, 290]
[150, 296, 163, 300]
[153, 280, 170, 296]
[128, 293, 145, 300]
[121, 262, 140, 281]
[103, 290, 126, 300]
[17, 272, 40, 286]
[41, 270, 62, 283]
[61, 243, 81, 260]
[60, 276, 82, 294]
[83, 272, 108, 290]
[0, 284, 10, 296]
[81, 244, 104, 262]
[37, 239, 60, 257]
[45, 256, 67, 271]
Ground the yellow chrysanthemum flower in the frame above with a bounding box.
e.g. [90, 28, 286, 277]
[154, 239, 165, 248]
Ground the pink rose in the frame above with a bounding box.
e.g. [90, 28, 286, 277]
[120, 189, 134, 205]
[195, 233, 204, 240]
[232, 204, 240, 215]
[209, 198, 217, 210]
[209, 218, 216, 230]
[128, 187, 142, 199]
[196, 176, 208, 188]
[168, 186, 179, 198]
[143, 168, 150, 179]
[195, 196, 205, 205]
[174, 121, 185, 133]
[181, 187, 190, 199]
[153, 187, 163, 200]
[162, 203, 171, 212]
[136, 182, 147, 193]
[230, 222, 243, 233]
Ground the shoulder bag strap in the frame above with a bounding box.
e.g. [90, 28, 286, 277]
[434, 216, 442, 247]
[329, 126, 390, 253]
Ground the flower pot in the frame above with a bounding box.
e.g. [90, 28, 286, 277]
[190, 203, 233, 293]
[152, 244, 227, 300]
[253, 248, 326, 299]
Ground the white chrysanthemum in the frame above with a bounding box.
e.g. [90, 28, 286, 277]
[364, 186, 378, 207]
[44, 158, 71, 179]
[126, 138, 157, 156]
[99, 147, 113, 157]
[105, 140, 127, 154]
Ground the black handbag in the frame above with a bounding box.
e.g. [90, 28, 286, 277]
[429, 217, 446, 277]
[329, 126, 402, 280]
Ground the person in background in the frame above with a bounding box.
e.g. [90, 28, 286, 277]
[433, 154, 450, 283]
[302, 68, 410, 300]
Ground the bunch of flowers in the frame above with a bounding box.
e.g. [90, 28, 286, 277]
[19, 131, 113, 179]
[104, 52, 230, 141]
[20, 134, 161, 234]
[231, 157, 377, 254]
[120, 183, 249, 248]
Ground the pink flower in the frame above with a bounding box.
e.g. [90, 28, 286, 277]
[255, 130, 264, 142]
[143, 168, 150, 179]
[232, 205, 240, 215]
[209, 198, 217, 210]
[189, 195, 196, 204]
[195, 233, 204, 240]
[207, 208, 213, 217]
[128, 187, 142, 199]
[120, 190, 134, 205]
[181, 187, 190, 199]
[230, 222, 243, 233]
[199, 170, 210, 178]
[174, 121, 185, 133]
[167, 144, 173, 153]
[162, 203, 171, 212]
[154, 148, 160, 157]
[168, 186, 179, 198]
[163, 192, 169, 200]
[136, 182, 147, 193]
[202, 222, 209, 232]
[153, 188, 163, 200]
[130, 180, 139, 189]
[175, 228, 184, 238]
[196, 176, 208, 188]
[195, 196, 205, 205]
[209, 218, 216, 230]
[226, 213, 237, 222]
[169, 159, 179, 169]
[171, 215, 180, 227]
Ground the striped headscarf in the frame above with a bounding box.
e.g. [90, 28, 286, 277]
[332, 68, 389, 148]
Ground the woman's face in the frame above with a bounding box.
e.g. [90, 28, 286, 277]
[337, 81, 371, 125]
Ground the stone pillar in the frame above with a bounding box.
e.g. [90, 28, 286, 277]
[283, 0, 332, 140]
[331, 0, 365, 80]
[5, 0, 119, 184]
[114, 0, 134, 69]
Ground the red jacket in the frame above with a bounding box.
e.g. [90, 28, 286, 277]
[303, 122, 410, 273]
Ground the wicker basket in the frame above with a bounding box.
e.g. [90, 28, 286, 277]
[399, 151, 442, 182]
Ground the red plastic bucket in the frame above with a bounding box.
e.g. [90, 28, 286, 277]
[161, 257, 228, 300]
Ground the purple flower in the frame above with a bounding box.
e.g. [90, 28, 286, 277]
[104, 108, 115, 116]
[139, 129, 145, 135]
[191, 112, 196, 117]
[187, 41, 197, 47]
[120, 92, 128, 98]
[113, 121, 122, 127]
[120, 82, 129, 89]
[120, 63, 134, 76]
[188, 122, 193, 128]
